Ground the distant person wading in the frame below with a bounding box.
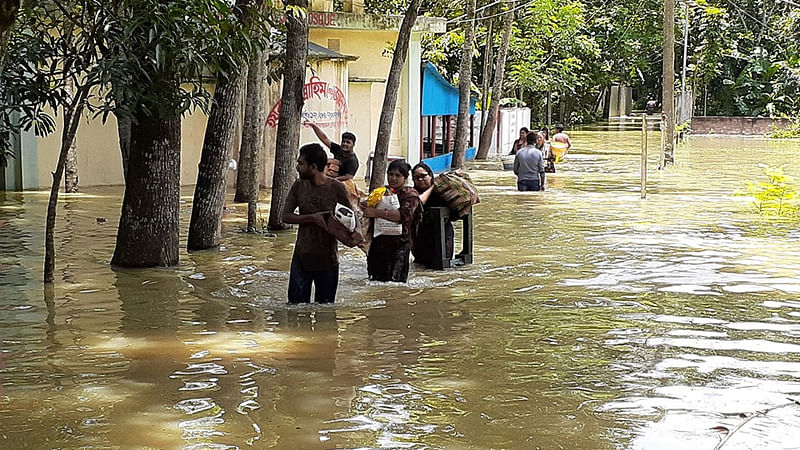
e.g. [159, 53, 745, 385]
[513, 131, 546, 192]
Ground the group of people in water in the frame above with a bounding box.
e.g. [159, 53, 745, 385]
[509, 125, 571, 191]
[282, 124, 459, 304]
[282, 122, 570, 303]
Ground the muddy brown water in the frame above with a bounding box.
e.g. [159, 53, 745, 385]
[1, 132, 800, 448]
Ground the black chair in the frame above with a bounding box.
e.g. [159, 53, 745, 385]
[429, 206, 473, 270]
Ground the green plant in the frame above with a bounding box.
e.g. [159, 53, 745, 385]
[740, 166, 799, 217]
[675, 121, 692, 134]
[769, 117, 800, 139]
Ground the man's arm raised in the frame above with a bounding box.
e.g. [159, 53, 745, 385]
[305, 121, 333, 149]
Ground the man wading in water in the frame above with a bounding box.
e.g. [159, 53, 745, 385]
[282, 143, 351, 304]
[513, 131, 546, 191]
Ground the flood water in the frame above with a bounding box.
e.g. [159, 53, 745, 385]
[2, 131, 800, 449]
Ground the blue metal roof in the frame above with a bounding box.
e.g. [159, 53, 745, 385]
[421, 62, 476, 117]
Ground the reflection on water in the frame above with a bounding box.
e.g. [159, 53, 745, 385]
[1, 134, 800, 448]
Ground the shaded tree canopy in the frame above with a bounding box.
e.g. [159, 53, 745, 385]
[420, 0, 800, 123]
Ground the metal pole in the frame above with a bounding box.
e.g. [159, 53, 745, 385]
[641, 114, 648, 199]
[662, 0, 675, 165]
[681, 3, 688, 97]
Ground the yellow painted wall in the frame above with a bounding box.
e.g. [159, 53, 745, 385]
[309, 29, 395, 79]
[35, 105, 211, 189]
[30, 28, 413, 189]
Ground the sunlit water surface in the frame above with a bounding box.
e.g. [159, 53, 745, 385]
[2, 133, 800, 449]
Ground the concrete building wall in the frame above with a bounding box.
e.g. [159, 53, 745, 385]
[691, 116, 791, 135]
[33, 105, 211, 190]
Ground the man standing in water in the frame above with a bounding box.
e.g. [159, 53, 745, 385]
[306, 122, 359, 182]
[513, 131, 546, 191]
[282, 143, 351, 304]
[553, 125, 572, 153]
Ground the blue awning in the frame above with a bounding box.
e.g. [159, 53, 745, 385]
[421, 62, 476, 117]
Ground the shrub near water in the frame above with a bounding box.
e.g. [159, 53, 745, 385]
[739, 166, 799, 217]
[769, 118, 800, 139]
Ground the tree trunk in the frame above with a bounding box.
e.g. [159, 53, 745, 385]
[240, 50, 268, 230]
[368, 0, 422, 191]
[546, 91, 552, 126]
[44, 92, 86, 283]
[476, 5, 513, 160]
[267, 0, 308, 230]
[64, 130, 78, 192]
[451, 0, 476, 170]
[187, 67, 248, 250]
[111, 112, 181, 267]
[662, 0, 675, 164]
[0, 0, 20, 65]
[478, 18, 494, 137]
[117, 116, 131, 182]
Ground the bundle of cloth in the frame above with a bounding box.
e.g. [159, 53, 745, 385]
[432, 170, 481, 217]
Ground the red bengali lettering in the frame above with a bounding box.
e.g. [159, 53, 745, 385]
[267, 77, 348, 127]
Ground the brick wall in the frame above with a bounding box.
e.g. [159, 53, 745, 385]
[691, 116, 791, 135]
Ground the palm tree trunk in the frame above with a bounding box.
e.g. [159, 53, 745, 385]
[111, 111, 181, 267]
[478, 18, 493, 141]
[187, 67, 248, 250]
[267, 0, 308, 230]
[369, 0, 422, 191]
[662, 0, 675, 164]
[240, 50, 269, 231]
[451, 0, 476, 169]
[476, 4, 513, 160]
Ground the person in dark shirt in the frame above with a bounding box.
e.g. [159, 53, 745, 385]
[305, 121, 359, 181]
[410, 162, 458, 268]
[509, 127, 529, 155]
[281, 143, 351, 304]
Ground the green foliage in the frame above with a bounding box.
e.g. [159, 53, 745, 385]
[675, 121, 691, 134]
[0, 1, 90, 158]
[0, 0, 275, 154]
[418, 0, 799, 124]
[690, 0, 800, 117]
[740, 166, 800, 217]
[364, 0, 405, 15]
[95, 0, 274, 120]
[769, 118, 800, 139]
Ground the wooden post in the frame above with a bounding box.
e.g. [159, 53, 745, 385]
[641, 114, 648, 199]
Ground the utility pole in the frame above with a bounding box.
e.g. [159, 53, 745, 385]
[681, 3, 688, 97]
[662, 0, 675, 165]
[679, 2, 689, 125]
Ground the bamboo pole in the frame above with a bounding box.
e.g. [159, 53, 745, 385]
[641, 114, 648, 199]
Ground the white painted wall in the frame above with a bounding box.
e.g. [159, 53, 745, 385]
[472, 107, 531, 157]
